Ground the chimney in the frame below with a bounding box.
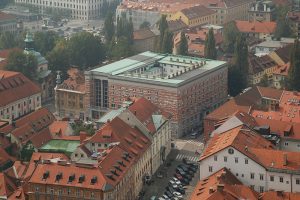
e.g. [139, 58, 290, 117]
[245, 146, 248, 152]
[209, 187, 214, 194]
[217, 184, 224, 192]
[283, 153, 288, 166]
[80, 131, 87, 144]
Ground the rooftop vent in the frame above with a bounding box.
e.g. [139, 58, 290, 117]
[79, 175, 85, 183]
[110, 169, 119, 176]
[113, 164, 122, 172]
[117, 160, 126, 167]
[42, 171, 49, 180]
[68, 173, 75, 183]
[91, 176, 97, 184]
[56, 172, 63, 182]
[106, 174, 115, 181]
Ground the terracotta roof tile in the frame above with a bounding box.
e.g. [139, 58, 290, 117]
[128, 97, 170, 134]
[133, 28, 156, 40]
[259, 191, 300, 200]
[0, 172, 17, 198]
[0, 12, 16, 21]
[56, 68, 85, 93]
[181, 5, 216, 20]
[273, 62, 290, 76]
[190, 168, 258, 200]
[0, 147, 15, 166]
[235, 20, 276, 34]
[0, 70, 41, 107]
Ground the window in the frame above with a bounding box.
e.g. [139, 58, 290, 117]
[250, 185, 255, 190]
[209, 166, 213, 172]
[285, 142, 289, 146]
[270, 176, 274, 182]
[67, 189, 71, 195]
[245, 158, 248, 164]
[76, 189, 80, 197]
[228, 148, 234, 154]
[280, 177, 283, 182]
[214, 155, 217, 161]
[250, 173, 255, 179]
[92, 143, 95, 146]
[296, 179, 300, 185]
[260, 174, 264, 180]
[91, 192, 95, 198]
[235, 157, 238, 163]
[259, 186, 264, 193]
[224, 156, 227, 162]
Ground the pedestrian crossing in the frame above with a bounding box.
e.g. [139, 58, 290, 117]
[186, 140, 204, 147]
[175, 153, 199, 162]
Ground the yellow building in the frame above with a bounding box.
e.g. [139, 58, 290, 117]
[170, 5, 217, 28]
[248, 55, 278, 85]
[55, 68, 86, 120]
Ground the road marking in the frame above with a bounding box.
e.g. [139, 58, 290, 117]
[176, 154, 199, 162]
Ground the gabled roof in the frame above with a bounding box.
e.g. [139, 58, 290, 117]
[0, 147, 15, 166]
[0, 172, 17, 198]
[0, 12, 16, 21]
[235, 20, 276, 34]
[201, 126, 274, 161]
[1, 108, 55, 148]
[0, 70, 41, 107]
[181, 5, 216, 20]
[248, 54, 277, 75]
[128, 97, 170, 134]
[259, 191, 300, 200]
[88, 117, 151, 160]
[133, 28, 156, 40]
[272, 44, 293, 64]
[190, 168, 258, 200]
[56, 68, 85, 93]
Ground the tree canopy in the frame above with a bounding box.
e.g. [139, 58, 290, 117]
[104, 12, 115, 43]
[204, 28, 217, 59]
[156, 15, 170, 52]
[223, 22, 239, 54]
[34, 31, 59, 55]
[287, 39, 300, 91]
[177, 32, 188, 56]
[67, 32, 106, 69]
[5, 50, 38, 80]
[161, 30, 173, 54]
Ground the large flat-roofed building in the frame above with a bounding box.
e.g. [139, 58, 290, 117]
[14, 0, 110, 20]
[85, 51, 228, 138]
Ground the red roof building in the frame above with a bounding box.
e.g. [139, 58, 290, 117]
[235, 20, 277, 39]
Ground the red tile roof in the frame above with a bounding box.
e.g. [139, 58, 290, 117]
[0, 172, 17, 198]
[56, 68, 85, 93]
[273, 62, 290, 76]
[128, 97, 171, 134]
[0, 12, 16, 21]
[0, 108, 55, 148]
[0, 70, 41, 107]
[189, 168, 258, 200]
[7, 187, 25, 200]
[4, 161, 27, 180]
[88, 117, 151, 160]
[133, 28, 156, 40]
[181, 5, 216, 20]
[235, 20, 277, 34]
[49, 121, 72, 138]
[30, 152, 69, 163]
[201, 126, 275, 161]
[259, 191, 300, 200]
[0, 147, 15, 166]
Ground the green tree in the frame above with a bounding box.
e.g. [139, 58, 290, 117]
[157, 15, 169, 52]
[5, 50, 38, 80]
[34, 31, 59, 55]
[234, 34, 248, 76]
[287, 39, 300, 91]
[139, 21, 151, 29]
[161, 30, 173, 53]
[104, 12, 115, 43]
[110, 37, 134, 59]
[46, 40, 70, 80]
[274, 18, 293, 39]
[177, 32, 188, 56]
[272, 5, 289, 21]
[68, 32, 106, 69]
[228, 65, 244, 96]
[0, 32, 16, 49]
[0, 0, 11, 8]
[20, 143, 35, 161]
[204, 28, 217, 59]
[223, 22, 239, 54]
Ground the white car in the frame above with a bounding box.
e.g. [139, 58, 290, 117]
[170, 177, 182, 185]
[173, 192, 183, 199]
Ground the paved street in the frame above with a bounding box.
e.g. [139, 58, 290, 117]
[141, 134, 204, 200]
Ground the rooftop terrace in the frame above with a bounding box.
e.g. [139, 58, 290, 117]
[90, 51, 226, 87]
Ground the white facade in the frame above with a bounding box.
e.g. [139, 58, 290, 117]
[15, 0, 109, 20]
[116, 7, 160, 30]
[200, 146, 300, 193]
[118, 110, 172, 174]
[0, 93, 41, 121]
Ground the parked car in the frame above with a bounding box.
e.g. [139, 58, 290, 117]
[190, 132, 198, 139]
[177, 165, 194, 176]
[173, 191, 183, 199]
[170, 177, 182, 185]
[164, 190, 173, 198]
[174, 173, 183, 180]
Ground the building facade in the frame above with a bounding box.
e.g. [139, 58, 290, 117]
[249, 0, 274, 22]
[0, 12, 18, 34]
[55, 68, 86, 120]
[0, 70, 41, 122]
[85, 51, 228, 138]
[14, 0, 110, 20]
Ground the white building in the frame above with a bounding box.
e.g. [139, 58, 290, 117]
[14, 0, 110, 20]
[200, 125, 300, 193]
[95, 98, 172, 175]
[0, 70, 41, 121]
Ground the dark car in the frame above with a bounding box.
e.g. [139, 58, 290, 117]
[174, 173, 183, 180]
[182, 178, 190, 185]
[164, 190, 173, 198]
[175, 167, 186, 175]
[169, 184, 186, 195]
[186, 161, 198, 169]
[177, 166, 194, 176]
[166, 186, 176, 194]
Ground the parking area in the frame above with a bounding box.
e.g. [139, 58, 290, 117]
[141, 149, 200, 200]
